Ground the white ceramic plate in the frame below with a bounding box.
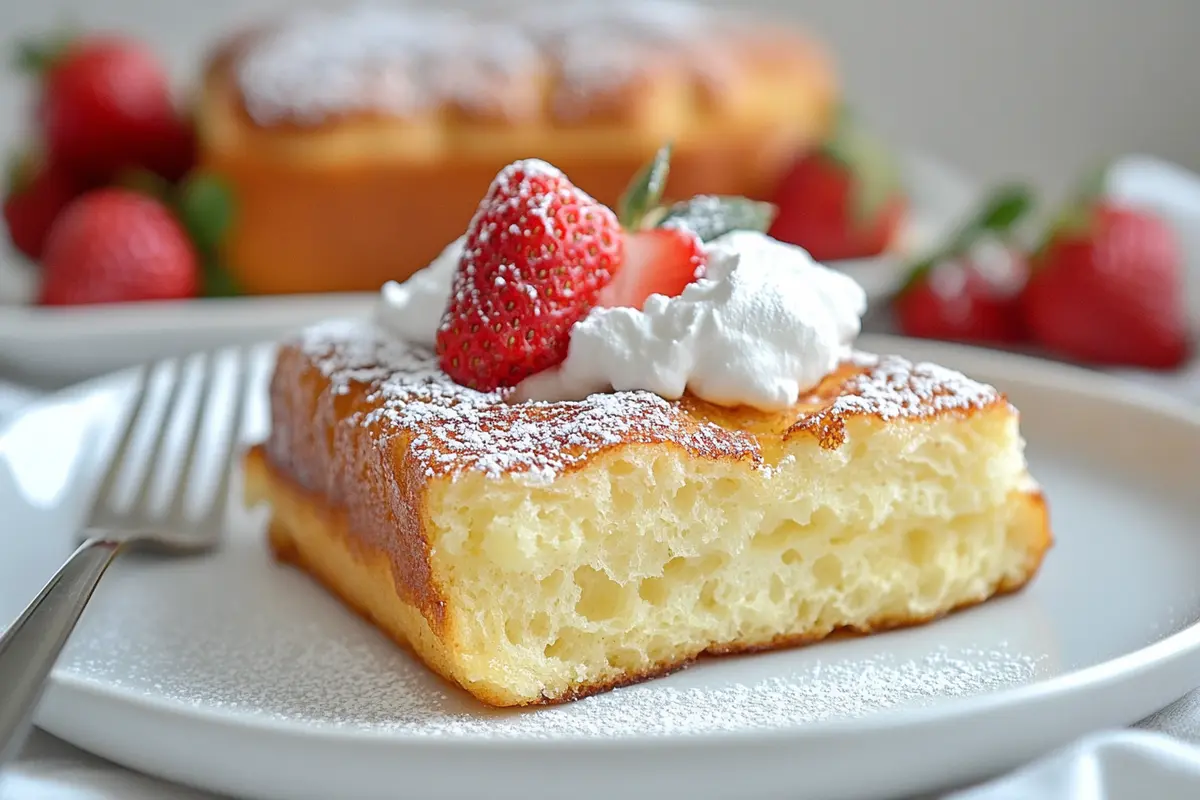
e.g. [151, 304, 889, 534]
[0, 153, 973, 387]
[3, 336, 1200, 800]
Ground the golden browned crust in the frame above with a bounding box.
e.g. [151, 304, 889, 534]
[282, 322, 1011, 486]
[247, 444, 1052, 707]
[195, 5, 838, 294]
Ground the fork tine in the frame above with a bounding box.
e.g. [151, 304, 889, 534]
[128, 359, 187, 518]
[87, 364, 152, 522]
[202, 347, 251, 530]
[166, 351, 216, 521]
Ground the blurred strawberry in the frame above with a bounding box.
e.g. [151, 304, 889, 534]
[39, 188, 199, 305]
[894, 185, 1034, 345]
[17, 33, 195, 182]
[1021, 183, 1191, 370]
[767, 109, 906, 261]
[2, 149, 88, 261]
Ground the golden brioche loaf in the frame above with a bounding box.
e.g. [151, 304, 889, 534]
[197, 2, 838, 295]
[244, 320, 1052, 707]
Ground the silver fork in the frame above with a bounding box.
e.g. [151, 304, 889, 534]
[0, 348, 252, 766]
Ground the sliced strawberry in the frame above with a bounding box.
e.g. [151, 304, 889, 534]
[436, 159, 623, 391]
[598, 228, 705, 310]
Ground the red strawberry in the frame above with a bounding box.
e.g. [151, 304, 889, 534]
[138, 110, 197, 183]
[436, 159, 622, 390]
[21, 34, 192, 182]
[895, 247, 1028, 345]
[1021, 199, 1191, 369]
[598, 227, 705, 310]
[894, 185, 1034, 345]
[38, 188, 199, 305]
[2, 152, 88, 261]
[767, 111, 906, 262]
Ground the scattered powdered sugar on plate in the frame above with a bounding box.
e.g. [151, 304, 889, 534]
[56, 530, 1053, 740]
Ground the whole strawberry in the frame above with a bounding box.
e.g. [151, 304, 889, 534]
[2, 151, 88, 261]
[20, 34, 194, 182]
[894, 185, 1033, 346]
[1021, 198, 1191, 369]
[436, 159, 623, 390]
[767, 110, 906, 262]
[39, 188, 199, 305]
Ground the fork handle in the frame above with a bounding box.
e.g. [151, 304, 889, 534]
[0, 536, 122, 766]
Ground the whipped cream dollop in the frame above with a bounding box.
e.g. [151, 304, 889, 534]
[376, 236, 465, 347]
[515, 231, 866, 409]
[375, 230, 867, 411]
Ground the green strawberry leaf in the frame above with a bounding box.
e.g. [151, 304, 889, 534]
[178, 172, 235, 254]
[1032, 162, 1111, 256]
[618, 143, 672, 230]
[950, 183, 1035, 250]
[656, 195, 778, 242]
[13, 29, 77, 76]
[820, 107, 902, 227]
[201, 257, 241, 298]
[4, 149, 35, 196]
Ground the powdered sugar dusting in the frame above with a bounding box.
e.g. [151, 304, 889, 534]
[233, 1, 746, 125]
[300, 319, 760, 483]
[792, 354, 1005, 448]
[297, 320, 1007, 482]
[829, 356, 1002, 420]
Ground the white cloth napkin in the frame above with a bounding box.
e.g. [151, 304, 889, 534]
[948, 731, 1200, 799]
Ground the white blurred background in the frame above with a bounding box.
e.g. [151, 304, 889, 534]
[0, 0, 1195, 198]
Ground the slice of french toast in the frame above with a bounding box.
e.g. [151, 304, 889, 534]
[243, 320, 1051, 707]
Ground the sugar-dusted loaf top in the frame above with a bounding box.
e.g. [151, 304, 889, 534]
[223, 0, 831, 126]
[291, 319, 1007, 484]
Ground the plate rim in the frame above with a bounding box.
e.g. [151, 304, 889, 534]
[6, 334, 1200, 752]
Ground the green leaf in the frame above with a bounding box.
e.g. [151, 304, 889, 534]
[656, 195, 778, 242]
[972, 184, 1035, 234]
[5, 149, 35, 196]
[200, 255, 241, 298]
[13, 29, 76, 76]
[945, 183, 1035, 253]
[897, 183, 1036, 296]
[178, 172, 235, 254]
[617, 143, 672, 229]
[896, 252, 940, 297]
